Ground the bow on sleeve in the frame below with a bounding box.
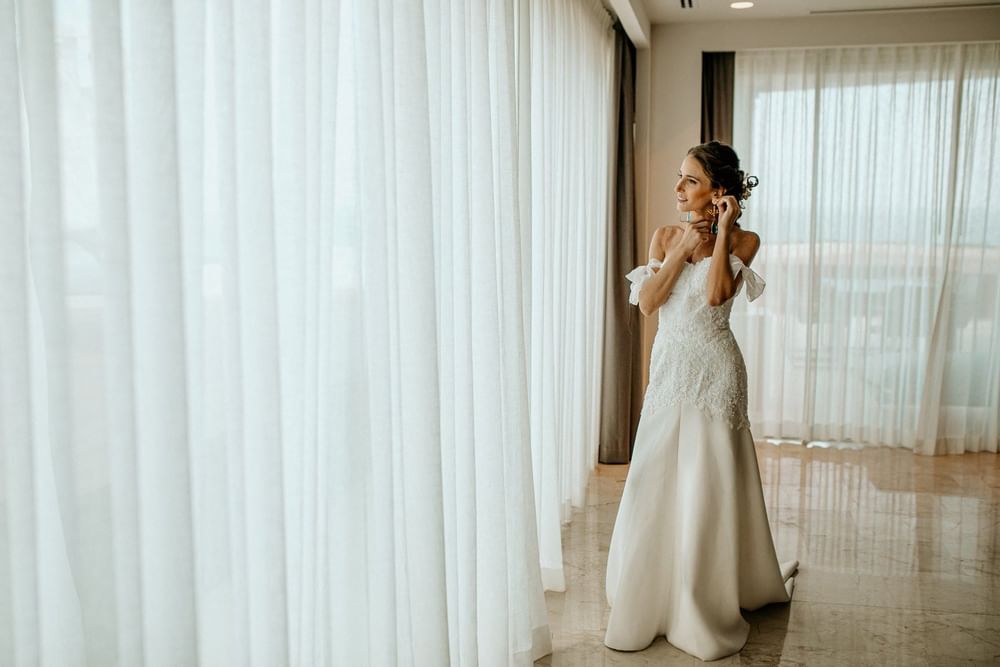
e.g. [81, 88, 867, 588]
[729, 255, 765, 302]
[625, 258, 663, 306]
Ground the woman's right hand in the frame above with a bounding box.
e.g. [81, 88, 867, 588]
[678, 220, 713, 255]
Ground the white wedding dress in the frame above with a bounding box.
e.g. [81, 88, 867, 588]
[604, 253, 797, 661]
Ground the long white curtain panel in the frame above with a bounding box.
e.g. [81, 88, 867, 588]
[527, 0, 615, 592]
[0, 0, 626, 663]
[732, 42, 1000, 455]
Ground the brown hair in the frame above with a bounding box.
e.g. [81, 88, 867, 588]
[686, 140, 759, 210]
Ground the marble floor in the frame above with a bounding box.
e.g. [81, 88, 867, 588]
[534, 444, 1000, 666]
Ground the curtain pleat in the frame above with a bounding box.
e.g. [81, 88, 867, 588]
[1, 0, 36, 663]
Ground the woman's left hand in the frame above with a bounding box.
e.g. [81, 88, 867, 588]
[713, 195, 740, 233]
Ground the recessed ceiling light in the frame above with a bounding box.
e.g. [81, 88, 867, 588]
[731, 1, 754, 8]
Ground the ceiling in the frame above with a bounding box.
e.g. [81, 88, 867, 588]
[644, 0, 1000, 23]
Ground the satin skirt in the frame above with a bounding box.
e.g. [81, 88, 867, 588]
[604, 402, 797, 661]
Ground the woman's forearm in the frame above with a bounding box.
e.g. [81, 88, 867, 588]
[638, 241, 689, 316]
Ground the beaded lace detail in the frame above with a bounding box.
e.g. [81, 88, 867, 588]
[628, 254, 765, 430]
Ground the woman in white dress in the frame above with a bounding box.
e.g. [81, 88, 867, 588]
[604, 141, 797, 661]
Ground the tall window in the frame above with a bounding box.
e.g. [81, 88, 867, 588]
[732, 42, 1000, 455]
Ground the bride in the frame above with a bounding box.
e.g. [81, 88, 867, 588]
[603, 141, 798, 661]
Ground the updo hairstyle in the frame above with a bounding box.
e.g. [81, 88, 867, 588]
[686, 141, 759, 214]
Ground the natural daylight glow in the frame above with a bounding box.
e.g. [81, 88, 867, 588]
[730, 1, 754, 8]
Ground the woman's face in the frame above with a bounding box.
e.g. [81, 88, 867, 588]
[674, 156, 721, 213]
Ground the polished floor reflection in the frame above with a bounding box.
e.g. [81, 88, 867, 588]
[535, 444, 1000, 665]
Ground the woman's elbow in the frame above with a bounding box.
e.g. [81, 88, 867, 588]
[707, 289, 734, 307]
[638, 293, 659, 316]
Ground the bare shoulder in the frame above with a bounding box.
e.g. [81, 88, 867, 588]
[649, 225, 681, 260]
[732, 228, 761, 265]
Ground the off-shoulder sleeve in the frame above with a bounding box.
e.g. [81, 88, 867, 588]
[625, 258, 663, 306]
[729, 255, 765, 302]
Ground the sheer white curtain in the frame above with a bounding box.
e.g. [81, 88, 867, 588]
[732, 42, 1000, 456]
[1, 0, 551, 665]
[527, 0, 615, 591]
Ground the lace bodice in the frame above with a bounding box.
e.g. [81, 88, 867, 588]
[626, 254, 765, 430]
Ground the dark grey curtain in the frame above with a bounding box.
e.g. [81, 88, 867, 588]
[701, 52, 735, 145]
[598, 23, 640, 464]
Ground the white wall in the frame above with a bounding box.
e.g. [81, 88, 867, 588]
[634, 7, 1000, 372]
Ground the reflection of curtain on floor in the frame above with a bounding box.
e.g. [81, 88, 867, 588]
[599, 23, 639, 464]
[732, 42, 1000, 455]
[702, 51, 735, 144]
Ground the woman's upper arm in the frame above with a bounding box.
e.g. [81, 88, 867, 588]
[648, 226, 676, 264]
[733, 231, 761, 267]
